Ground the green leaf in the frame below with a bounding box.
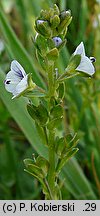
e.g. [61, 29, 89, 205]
[0, 8, 45, 89]
[35, 20, 51, 38]
[35, 34, 48, 56]
[66, 54, 81, 73]
[46, 48, 59, 61]
[36, 50, 47, 70]
[57, 39, 67, 51]
[50, 15, 60, 28]
[53, 4, 60, 15]
[56, 137, 65, 157]
[24, 159, 35, 167]
[56, 148, 79, 174]
[27, 103, 48, 126]
[24, 169, 48, 194]
[65, 133, 79, 149]
[26, 164, 44, 178]
[47, 38, 56, 49]
[58, 10, 72, 34]
[35, 122, 47, 146]
[24, 157, 49, 193]
[51, 104, 63, 118]
[56, 133, 79, 157]
[36, 156, 49, 177]
[47, 117, 63, 130]
[57, 82, 65, 99]
[23, 158, 35, 169]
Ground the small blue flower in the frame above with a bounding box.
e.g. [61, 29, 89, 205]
[52, 37, 62, 47]
[36, 20, 45, 25]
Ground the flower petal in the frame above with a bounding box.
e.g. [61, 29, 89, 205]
[12, 75, 28, 98]
[74, 42, 85, 56]
[5, 70, 21, 82]
[52, 37, 62, 47]
[76, 56, 95, 75]
[4, 70, 21, 93]
[11, 60, 26, 78]
[5, 81, 18, 93]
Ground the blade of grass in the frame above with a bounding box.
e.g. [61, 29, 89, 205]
[4, 130, 23, 198]
[76, 0, 88, 43]
[15, 0, 30, 46]
[59, 0, 66, 10]
[61, 158, 97, 199]
[31, 0, 41, 16]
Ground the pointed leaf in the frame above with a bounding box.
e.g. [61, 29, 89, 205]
[56, 148, 79, 174]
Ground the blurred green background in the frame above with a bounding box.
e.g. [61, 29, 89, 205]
[0, 0, 100, 200]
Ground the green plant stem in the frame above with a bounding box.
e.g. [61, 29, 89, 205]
[48, 129, 55, 199]
[44, 167, 54, 200]
[48, 63, 55, 97]
[47, 62, 56, 199]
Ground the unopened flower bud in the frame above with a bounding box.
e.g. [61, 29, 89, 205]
[60, 10, 71, 21]
[35, 20, 51, 38]
[58, 10, 72, 34]
[53, 4, 60, 16]
[50, 15, 60, 28]
[37, 20, 45, 25]
[40, 10, 50, 21]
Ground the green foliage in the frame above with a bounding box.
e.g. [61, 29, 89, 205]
[27, 103, 48, 126]
[56, 148, 79, 174]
